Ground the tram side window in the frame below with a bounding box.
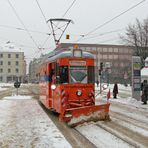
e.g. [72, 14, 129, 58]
[55, 63, 60, 84]
[49, 69, 54, 82]
[88, 66, 95, 83]
[59, 66, 68, 84]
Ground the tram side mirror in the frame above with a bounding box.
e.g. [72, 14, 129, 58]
[51, 84, 56, 90]
[56, 76, 60, 83]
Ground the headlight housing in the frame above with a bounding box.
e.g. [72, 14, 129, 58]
[76, 90, 82, 96]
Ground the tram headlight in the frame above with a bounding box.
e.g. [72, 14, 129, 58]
[76, 90, 82, 96]
[51, 84, 56, 90]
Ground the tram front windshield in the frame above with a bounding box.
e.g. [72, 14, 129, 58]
[70, 66, 87, 84]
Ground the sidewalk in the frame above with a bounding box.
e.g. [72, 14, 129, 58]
[0, 96, 72, 148]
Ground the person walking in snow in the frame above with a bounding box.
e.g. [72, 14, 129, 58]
[141, 80, 148, 104]
[113, 83, 118, 99]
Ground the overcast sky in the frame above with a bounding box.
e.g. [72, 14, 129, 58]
[0, 0, 148, 66]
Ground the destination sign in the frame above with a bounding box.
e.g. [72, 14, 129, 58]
[69, 61, 86, 66]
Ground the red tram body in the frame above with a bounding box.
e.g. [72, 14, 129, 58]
[39, 48, 110, 125]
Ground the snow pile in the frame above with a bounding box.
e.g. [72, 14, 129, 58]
[0, 87, 8, 91]
[0, 83, 13, 91]
[3, 95, 32, 100]
[0, 97, 72, 148]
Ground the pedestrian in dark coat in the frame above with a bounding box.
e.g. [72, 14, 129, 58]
[113, 83, 118, 98]
[141, 80, 148, 104]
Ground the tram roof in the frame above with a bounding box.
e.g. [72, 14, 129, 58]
[42, 49, 94, 63]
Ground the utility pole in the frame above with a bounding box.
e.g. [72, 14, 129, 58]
[96, 48, 99, 86]
[99, 62, 103, 94]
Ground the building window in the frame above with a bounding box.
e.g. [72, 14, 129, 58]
[103, 48, 108, 52]
[123, 49, 128, 53]
[0, 61, 3, 65]
[0, 76, 3, 81]
[0, 54, 3, 58]
[16, 54, 19, 58]
[114, 62, 119, 67]
[120, 62, 124, 67]
[119, 48, 124, 53]
[8, 69, 11, 73]
[0, 69, 3, 73]
[16, 68, 19, 73]
[7, 77, 12, 82]
[114, 48, 118, 52]
[16, 61, 19, 66]
[113, 55, 118, 59]
[8, 54, 11, 58]
[108, 48, 113, 52]
[103, 54, 108, 59]
[8, 61, 11, 65]
[108, 55, 113, 59]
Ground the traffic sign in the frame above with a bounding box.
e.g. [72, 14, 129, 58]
[14, 81, 21, 88]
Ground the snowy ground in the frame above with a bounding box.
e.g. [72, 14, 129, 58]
[96, 83, 148, 109]
[0, 95, 72, 148]
[75, 84, 148, 148]
[0, 83, 13, 91]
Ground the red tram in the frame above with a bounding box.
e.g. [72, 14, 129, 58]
[39, 47, 110, 126]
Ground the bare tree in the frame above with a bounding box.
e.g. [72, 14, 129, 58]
[121, 17, 148, 67]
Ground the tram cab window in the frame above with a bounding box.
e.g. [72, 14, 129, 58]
[49, 69, 54, 82]
[59, 66, 68, 84]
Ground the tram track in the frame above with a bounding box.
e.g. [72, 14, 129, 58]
[96, 120, 147, 148]
[110, 111, 148, 131]
[39, 101, 97, 148]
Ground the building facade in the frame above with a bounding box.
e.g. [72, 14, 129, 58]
[0, 45, 26, 83]
[29, 58, 41, 83]
[29, 54, 46, 83]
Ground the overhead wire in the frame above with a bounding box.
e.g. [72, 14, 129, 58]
[7, 0, 40, 50]
[62, 0, 77, 17]
[35, 0, 51, 32]
[79, 28, 124, 41]
[75, 0, 147, 42]
[98, 37, 120, 44]
[0, 24, 50, 35]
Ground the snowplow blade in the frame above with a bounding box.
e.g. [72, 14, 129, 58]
[64, 103, 110, 127]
